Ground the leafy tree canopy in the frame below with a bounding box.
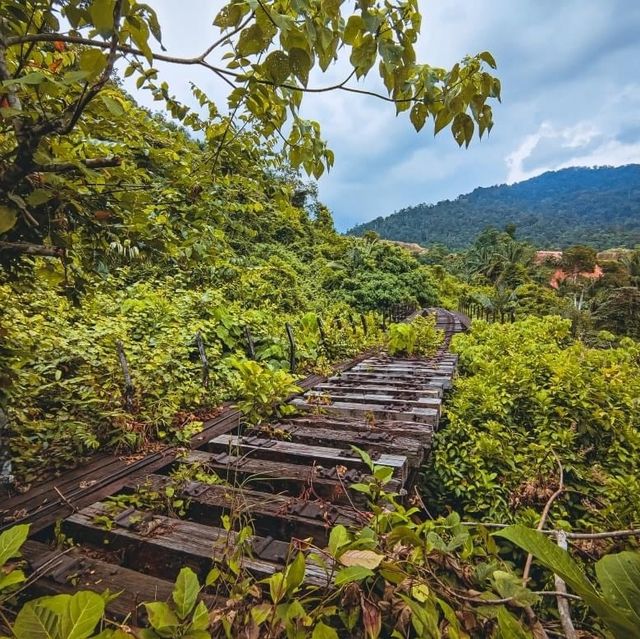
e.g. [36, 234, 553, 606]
[0, 0, 500, 259]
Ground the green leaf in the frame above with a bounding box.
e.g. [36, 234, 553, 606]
[13, 601, 58, 639]
[79, 49, 108, 79]
[596, 552, 640, 626]
[0, 524, 30, 565]
[343, 15, 364, 45]
[190, 600, 209, 630]
[267, 571, 285, 604]
[172, 566, 200, 620]
[492, 570, 539, 607]
[328, 524, 350, 556]
[312, 621, 338, 639]
[250, 603, 271, 625]
[100, 95, 125, 116]
[12, 71, 47, 85]
[264, 51, 290, 85]
[495, 526, 638, 638]
[0, 569, 26, 591]
[26, 189, 54, 206]
[237, 24, 270, 57]
[144, 601, 179, 631]
[334, 565, 374, 585]
[496, 607, 532, 639]
[289, 48, 311, 86]
[214, 4, 243, 29]
[409, 103, 428, 132]
[478, 51, 497, 69]
[285, 552, 306, 594]
[433, 108, 453, 135]
[89, 0, 116, 36]
[61, 591, 105, 639]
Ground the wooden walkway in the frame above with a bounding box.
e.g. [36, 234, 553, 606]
[4, 308, 468, 621]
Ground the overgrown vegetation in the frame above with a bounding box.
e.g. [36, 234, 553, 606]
[2, 2, 640, 638]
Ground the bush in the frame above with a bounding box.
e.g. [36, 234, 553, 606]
[387, 314, 443, 357]
[424, 316, 640, 529]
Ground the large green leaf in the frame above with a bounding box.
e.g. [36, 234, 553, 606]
[334, 565, 374, 585]
[596, 552, 640, 626]
[0, 568, 26, 591]
[0, 205, 18, 235]
[13, 600, 58, 639]
[495, 526, 638, 638]
[172, 566, 200, 620]
[0, 524, 29, 566]
[496, 607, 532, 639]
[61, 591, 105, 639]
[145, 601, 179, 631]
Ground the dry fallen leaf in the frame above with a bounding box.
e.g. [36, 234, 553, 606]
[339, 549, 384, 569]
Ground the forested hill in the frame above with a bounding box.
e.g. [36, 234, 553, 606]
[348, 165, 640, 249]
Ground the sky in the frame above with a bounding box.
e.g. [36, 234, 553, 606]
[123, 1, 640, 231]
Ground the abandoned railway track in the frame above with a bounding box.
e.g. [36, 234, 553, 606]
[2, 307, 469, 623]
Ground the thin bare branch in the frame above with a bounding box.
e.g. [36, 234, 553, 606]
[523, 451, 564, 585]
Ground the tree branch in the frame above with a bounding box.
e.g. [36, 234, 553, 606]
[34, 156, 122, 173]
[0, 241, 65, 257]
[5, 33, 426, 105]
[554, 531, 578, 639]
[523, 451, 564, 584]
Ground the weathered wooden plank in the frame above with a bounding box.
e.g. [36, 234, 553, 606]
[0, 407, 243, 534]
[244, 423, 424, 467]
[208, 434, 408, 482]
[123, 474, 364, 546]
[63, 503, 331, 586]
[176, 450, 401, 503]
[22, 540, 198, 622]
[291, 398, 439, 426]
[353, 363, 454, 374]
[331, 372, 451, 389]
[282, 415, 434, 445]
[313, 383, 442, 398]
[304, 390, 441, 412]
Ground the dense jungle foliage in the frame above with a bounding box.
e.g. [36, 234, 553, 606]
[0, 86, 449, 484]
[349, 165, 640, 250]
[2, 1, 640, 638]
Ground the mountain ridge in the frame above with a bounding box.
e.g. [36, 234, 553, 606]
[348, 164, 640, 249]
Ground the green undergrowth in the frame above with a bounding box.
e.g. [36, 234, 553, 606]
[386, 314, 444, 357]
[3, 448, 640, 638]
[0, 273, 390, 484]
[424, 316, 640, 531]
